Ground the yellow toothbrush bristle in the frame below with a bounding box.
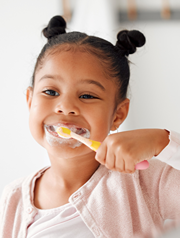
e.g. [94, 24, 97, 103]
[56, 127, 71, 138]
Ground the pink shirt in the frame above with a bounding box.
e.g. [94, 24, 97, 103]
[1, 130, 180, 238]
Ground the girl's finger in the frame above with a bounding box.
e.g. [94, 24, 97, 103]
[115, 155, 125, 172]
[95, 141, 107, 165]
[125, 160, 135, 173]
[105, 147, 115, 170]
[124, 158, 136, 173]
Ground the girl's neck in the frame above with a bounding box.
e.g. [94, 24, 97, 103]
[45, 152, 100, 191]
[34, 152, 100, 209]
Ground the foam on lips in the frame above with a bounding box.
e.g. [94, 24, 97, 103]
[44, 124, 90, 148]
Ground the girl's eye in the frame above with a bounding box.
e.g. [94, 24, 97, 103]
[43, 90, 59, 96]
[80, 94, 97, 99]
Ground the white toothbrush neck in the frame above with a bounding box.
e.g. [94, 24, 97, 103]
[71, 131, 92, 147]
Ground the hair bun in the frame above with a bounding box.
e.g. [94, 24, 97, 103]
[42, 16, 66, 40]
[116, 30, 146, 56]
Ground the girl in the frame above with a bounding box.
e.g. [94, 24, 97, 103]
[0, 15, 180, 238]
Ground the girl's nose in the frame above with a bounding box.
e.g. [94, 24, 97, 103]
[55, 97, 80, 115]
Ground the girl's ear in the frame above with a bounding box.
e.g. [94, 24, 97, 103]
[110, 98, 130, 131]
[26, 86, 33, 110]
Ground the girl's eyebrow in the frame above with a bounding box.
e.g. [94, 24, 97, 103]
[39, 74, 63, 82]
[39, 74, 106, 91]
[78, 79, 105, 91]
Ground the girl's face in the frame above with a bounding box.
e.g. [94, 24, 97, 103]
[26, 49, 127, 160]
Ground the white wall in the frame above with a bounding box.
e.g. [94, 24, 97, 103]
[119, 21, 180, 133]
[0, 0, 62, 194]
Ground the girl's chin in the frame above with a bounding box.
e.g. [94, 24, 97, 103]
[44, 140, 93, 160]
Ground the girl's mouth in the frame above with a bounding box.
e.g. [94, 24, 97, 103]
[44, 124, 89, 139]
[44, 124, 90, 148]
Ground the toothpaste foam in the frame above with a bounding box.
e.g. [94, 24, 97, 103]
[44, 125, 90, 148]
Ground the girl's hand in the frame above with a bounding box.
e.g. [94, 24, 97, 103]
[95, 129, 169, 173]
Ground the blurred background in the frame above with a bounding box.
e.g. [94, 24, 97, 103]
[0, 2, 180, 236]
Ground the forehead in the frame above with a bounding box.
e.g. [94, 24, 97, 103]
[35, 49, 116, 90]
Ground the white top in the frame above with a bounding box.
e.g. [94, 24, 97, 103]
[26, 202, 95, 237]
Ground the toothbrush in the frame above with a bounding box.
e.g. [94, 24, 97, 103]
[56, 127, 149, 170]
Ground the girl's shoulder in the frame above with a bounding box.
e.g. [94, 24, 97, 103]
[0, 176, 28, 216]
[0, 166, 49, 203]
[2, 176, 27, 196]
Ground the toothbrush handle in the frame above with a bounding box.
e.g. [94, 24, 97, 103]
[135, 160, 149, 170]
